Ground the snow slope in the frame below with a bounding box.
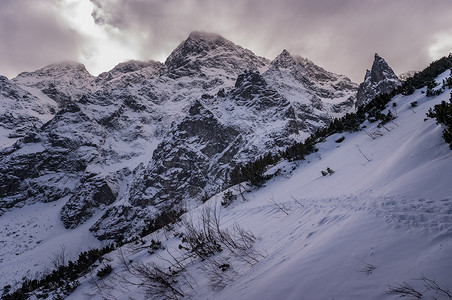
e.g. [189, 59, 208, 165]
[58, 71, 452, 299]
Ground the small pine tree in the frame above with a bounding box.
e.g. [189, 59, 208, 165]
[427, 92, 452, 149]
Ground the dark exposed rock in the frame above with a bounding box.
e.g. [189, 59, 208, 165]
[91, 101, 242, 239]
[0, 100, 106, 213]
[232, 70, 288, 110]
[356, 53, 401, 107]
[130, 100, 241, 207]
[61, 175, 118, 229]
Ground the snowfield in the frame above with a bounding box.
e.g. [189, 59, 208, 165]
[1, 71, 452, 299]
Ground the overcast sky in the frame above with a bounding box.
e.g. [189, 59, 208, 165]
[1, 0, 451, 82]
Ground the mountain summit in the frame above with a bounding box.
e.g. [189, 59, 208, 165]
[164, 31, 269, 79]
[356, 53, 401, 107]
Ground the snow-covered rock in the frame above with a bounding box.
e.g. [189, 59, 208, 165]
[356, 53, 401, 107]
[1, 34, 452, 298]
[264, 49, 357, 118]
[95, 60, 163, 89]
[164, 31, 269, 80]
[0, 75, 56, 147]
[12, 61, 96, 107]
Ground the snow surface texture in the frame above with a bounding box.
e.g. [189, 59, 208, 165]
[3, 70, 449, 299]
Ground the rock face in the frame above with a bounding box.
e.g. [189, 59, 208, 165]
[0, 76, 56, 147]
[356, 53, 401, 107]
[0, 31, 360, 241]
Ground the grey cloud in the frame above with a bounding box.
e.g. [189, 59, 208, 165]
[1, 0, 451, 81]
[0, 0, 84, 78]
[88, 0, 452, 82]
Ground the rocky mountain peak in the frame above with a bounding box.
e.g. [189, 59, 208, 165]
[370, 53, 399, 83]
[95, 60, 163, 88]
[105, 60, 161, 75]
[15, 61, 92, 80]
[164, 32, 269, 79]
[0, 31, 361, 249]
[186, 31, 226, 44]
[356, 53, 401, 107]
[270, 49, 297, 69]
[12, 61, 96, 107]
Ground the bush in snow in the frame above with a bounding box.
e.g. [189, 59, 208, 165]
[229, 152, 277, 187]
[427, 92, 452, 149]
[124, 205, 262, 299]
[321, 167, 334, 176]
[221, 191, 236, 207]
[96, 264, 113, 279]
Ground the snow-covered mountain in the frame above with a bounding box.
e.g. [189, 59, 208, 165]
[164, 31, 269, 80]
[0, 32, 359, 241]
[356, 53, 401, 107]
[1, 65, 451, 299]
[8, 32, 452, 298]
[263, 49, 357, 127]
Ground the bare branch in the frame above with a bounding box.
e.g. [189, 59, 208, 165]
[387, 282, 423, 299]
[355, 145, 372, 163]
[357, 257, 376, 276]
[268, 193, 291, 215]
[419, 274, 452, 298]
[51, 245, 68, 269]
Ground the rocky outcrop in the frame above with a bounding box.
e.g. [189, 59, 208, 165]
[356, 53, 401, 107]
[91, 100, 243, 239]
[0, 103, 106, 211]
[61, 175, 118, 229]
[0, 76, 56, 146]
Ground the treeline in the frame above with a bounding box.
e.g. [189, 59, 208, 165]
[228, 152, 279, 187]
[227, 91, 395, 187]
[2, 207, 185, 300]
[397, 54, 452, 96]
[2, 244, 115, 300]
